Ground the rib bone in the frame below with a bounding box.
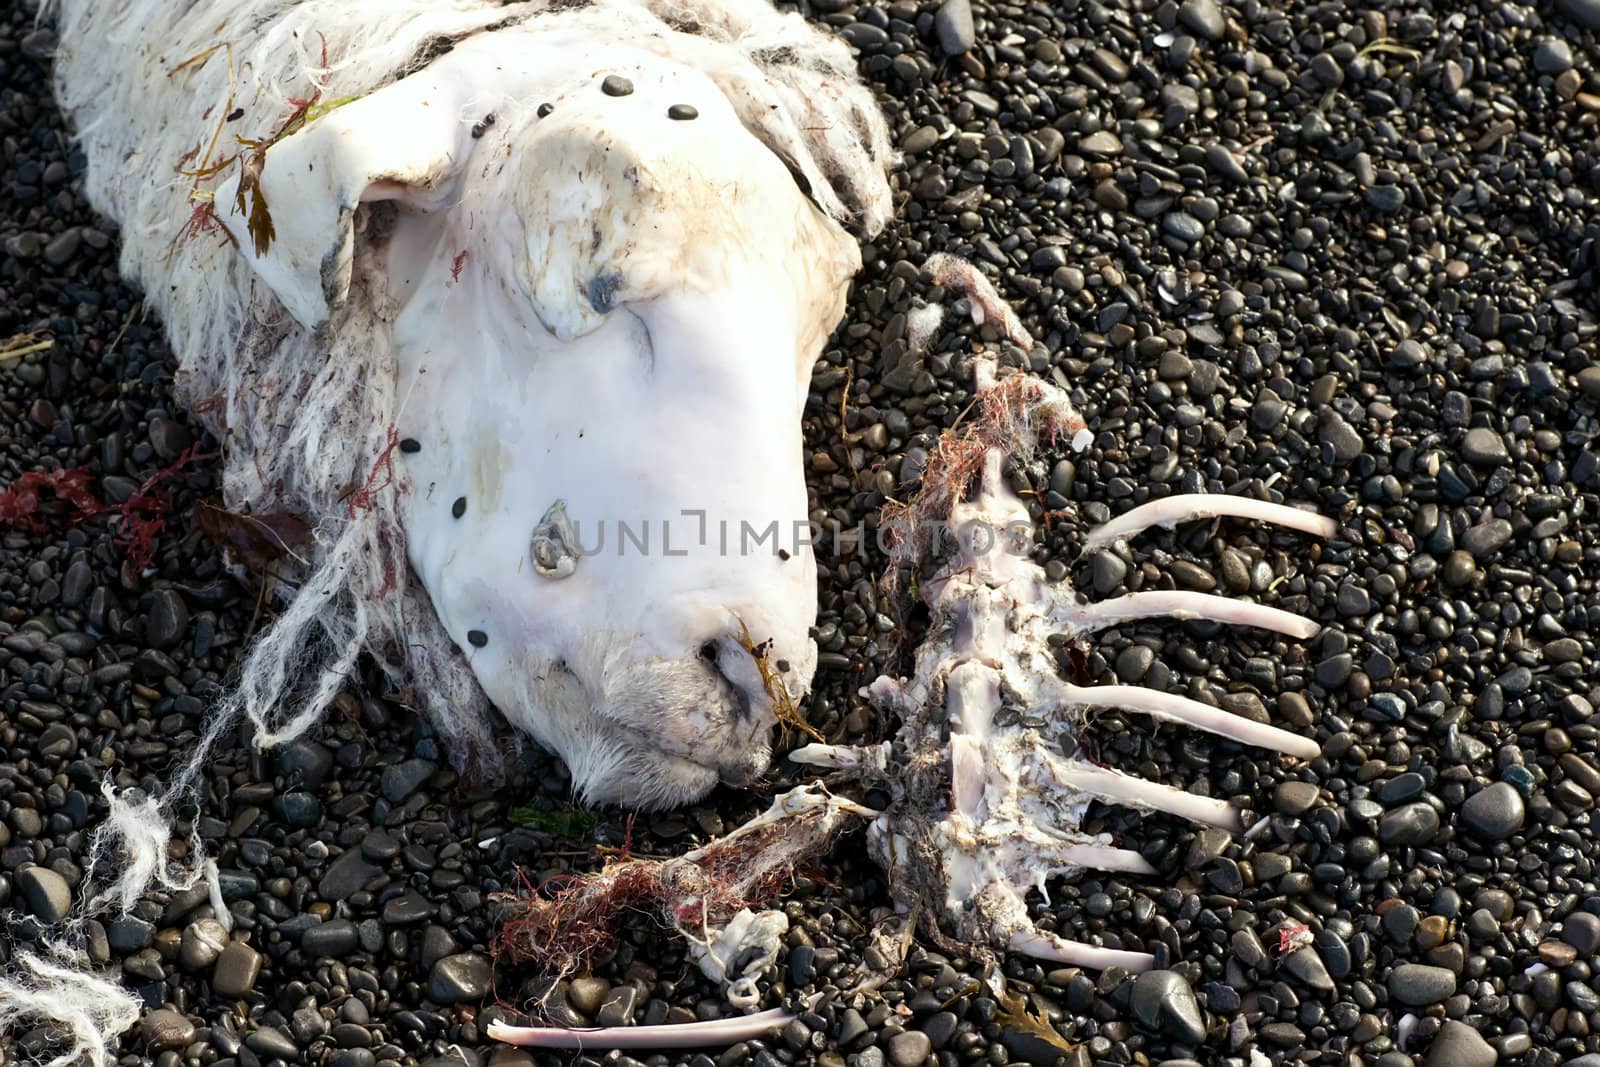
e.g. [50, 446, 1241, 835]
[1058, 589, 1320, 640]
[1053, 682, 1322, 761]
[1084, 493, 1338, 550]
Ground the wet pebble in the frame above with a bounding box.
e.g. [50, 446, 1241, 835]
[933, 0, 974, 55]
[142, 1010, 195, 1052]
[17, 866, 72, 924]
[887, 1030, 932, 1067]
[178, 918, 229, 971]
[1379, 802, 1440, 846]
[1177, 0, 1225, 41]
[1459, 781, 1524, 840]
[211, 941, 261, 997]
[429, 954, 491, 1002]
[1388, 964, 1456, 1006]
[1422, 1020, 1495, 1067]
[1130, 970, 1206, 1043]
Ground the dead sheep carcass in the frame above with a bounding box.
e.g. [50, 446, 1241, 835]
[50, 0, 893, 811]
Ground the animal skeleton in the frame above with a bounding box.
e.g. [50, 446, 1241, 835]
[490, 277, 1333, 1049]
[8, 0, 1336, 1060]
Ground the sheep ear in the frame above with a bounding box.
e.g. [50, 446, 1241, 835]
[213, 72, 471, 330]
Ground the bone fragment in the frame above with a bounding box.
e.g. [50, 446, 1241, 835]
[488, 1007, 797, 1050]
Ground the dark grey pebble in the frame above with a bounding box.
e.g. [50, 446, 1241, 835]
[1274, 781, 1320, 815]
[1423, 1020, 1495, 1067]
[1562, 912, 1600, 955]
[1177, 0, 1225, 40]
[1388, 963, 1456, 1006]
[1091, 551, 1127, 594]
[1318, 410, 1364, 462]
[107, 916, 155, 953]
[1380, 802, 1440, 846]
[1460, 427, 1508, 466]
[246, 1026, 301, 1060]
[597, 985, 638, 1027]
[600, 74, 634, 97]
[1557, 0, 1600, 28]
[887, 1030, 932, 1067]
[567, 976, 610, 1015]
[837, 1008, 870, 1047]
[212, 941, 262, 997]
[1389, 338, 1427, 368]
[1365, 185, 1404, 213]
[178, 918, 229, 971]
[1282, 947, 1336, 992]
[319, 849, 380, 901]
[429, 953, 492, 1002]
[1459, 781, 1525, 840]
[144, 589, 189, 649]
[1203, 143, 1248, 184]
[147, 417, 191, 460]
[379, 758, 437, 803]
[1231, 928, 1267, 967]
[381, 890, 432, 925]
[1461, 519, 1512, 558]
[1111, 645, 1153, 684]
[421, 925, 459, 969]
[1162, 212, 1204, 243]
[303, 918, 359, 957]
[1078, 131, 1122, 157]
[1130, 970, 1206, 1043]
[44, 228, 81, 265]
[933, 0, 974, 55]
[1534, 38, 1575, 73]
[142, 1009, 195, 1051]
[667, 104, 698, 121]
[277, 739, 335, 788]
[1309, 52, 1343, 88]
[920, 1011, 959, 1049]
[18, 866, 72, 923]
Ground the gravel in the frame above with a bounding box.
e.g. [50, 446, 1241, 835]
[3, 0, 1600, 1063]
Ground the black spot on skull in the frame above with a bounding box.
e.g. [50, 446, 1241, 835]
[587, 272, 624, 314]
[452, 496, 467, 519]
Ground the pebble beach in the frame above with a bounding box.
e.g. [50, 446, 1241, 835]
[3, 0, 1600, 1065]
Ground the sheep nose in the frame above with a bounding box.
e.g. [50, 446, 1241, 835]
[699, 632, 769, 723]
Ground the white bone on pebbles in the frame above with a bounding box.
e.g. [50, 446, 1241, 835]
[491, 337, 1335, 1048]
